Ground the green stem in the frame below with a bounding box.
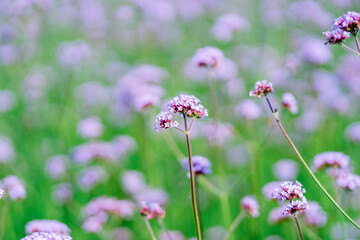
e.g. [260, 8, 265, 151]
[183, 114, 203, 240]
[222, 211, 246, 240]
[339, 43, 360, 56]
[353, 34, 360, 53]
[294, 215, 304, 240]
[264, 95, 360, 231]
[145, 218, 157, 240]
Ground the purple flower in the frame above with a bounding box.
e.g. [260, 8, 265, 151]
[77, 166, 107, 192]
[0, 188, 4, 199]
[346, 122, 360, 143]
[211, 14, 250, 41]
[241, 196, 260, 217]
[312, 151, 350, 171]
[82, 213, 107, 233]
[140, 201, 166, 219]
[262, 181, 283, 200]
[202, 122, 234, 146]
[0, 90, 16, 112]
[235, 100, 262, 120]
[268, 207, 291, 223]
[303, 201, 327, 227]
[283, 200, 309, 215]
[153, 111, 179, 132]
[182, 155, 212, 177]
[332, 11, 360, 34]
[281, 93, 298, 114]
[191, 46, 224, 68]
[335, 170, 360, 191]
[323, 29, 350, 44]
[112, 227, 134, 240]
[25, 219, 70, 234]
[121, 170, 147, 195]
[134, 188, 169, 205]
[167, 94, 208, 119]
[52, 183, 73, 205]
[77, 116, 103, 139]
[45, 155, 68, 180]
[249, 80, 275, 98]
[0, 136, 15, 163]
[272, 181, 306, 203]
[2, 175, 26, 200]
[272, 159, 299, 181]
[21, 232, 72, 240]
[57, 40, 91, 70]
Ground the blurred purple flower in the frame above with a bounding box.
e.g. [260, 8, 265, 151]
[268, 207, 291, 223]
[346, 122, 360, 143]
[182, 155, 212, 177]
[211, 14, 250, 41]
[335, 170, 360, 191]
[77, 116, 103, 139]
[82, 212, 108, 233]
[78, 0, 108, 39]
[2, 175, 26, 200]
[302, 201, 327, 227]
[312, 151, 350, 171]
[134, 187, 168, 205]
[76, 82, 112, 107]
[273, 159, 299, 181]
[25, 219, 70, 235]
[281, 93, 298, 114]
[203, 122, 234, 146]
[113, 227, 134, 240]
[0, 136, 15, 163]
[121, 170, 147, 195]
[57, 40, 91, 70]
[262, 181, 283, 200]
[191, 46, 224, 69]
[241, 196, 260, 217]
[45, 155, 68, 180]
[0, 44, 18, 65]
[296, 37, 332, 64]
[235, 99, 262, 120]
[52, 183, 73, 205]
[0, 90, 16, 112]
[77, 166, 107, 192]
[159, 230, 185, 240]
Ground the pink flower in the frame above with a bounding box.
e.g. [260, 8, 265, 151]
[302, 201, 327, 227]
[249, 80, 275, 98]
[154, 111, 179, 132]
[272, 181, 306, 203]
[241, 196, 260, 217]
[167, 94, 208, 119]
[323, 29, 350, 44]
[25, 219, 70, 235]
[140, 202, 166, 219]
[77, 116, 103, 139]
[191, 46, 224, 68]
[52, 183, 73, 205]
[312, 151, 349, 171]
[2, 175, 26, 200]
[283, 200, 309, 215]
[281, 93, 298, 114]
[211, 14, 250, 41]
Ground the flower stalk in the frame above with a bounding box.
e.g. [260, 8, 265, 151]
[222, 211, 245, 240]
[264, 95, 360, 231]
[294, 215, 304, 240]
[145, 218, 157, 240]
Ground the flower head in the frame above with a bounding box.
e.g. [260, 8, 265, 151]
[153, 111, 179, 132]
[272, 181, 306, 203]
[283, 200, 309, 215]
[167, 94, 208, 119]
[21, 232, 72, 240]
[25, 220, 70, 235]
[182, 155, 212, 177]
[2, 175, 26, 200]
[191, 46, 224, 68]
[241, 196, 260, 217]
[323, 29, 350, 45]
[249, 80, 274, 98]
[312, 151, 349, 171]
[332, 11, 360, 34]
[140, 202, 165, 219]
[281, 93, 298, 114]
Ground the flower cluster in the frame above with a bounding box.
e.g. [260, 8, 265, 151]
[312, 151, 349, 171]
[272, 181, 308, 216]
[281, 93, 298, 114]
[323, 11, 360, 45]
[1, 175, 26, 200]
[240, 196, 260, 217]
[25, 220, 70, 235]
[182, 155, 212, 177]
[249, 80, 275, 98]
[191, 46, 224, 68]
[332, 11, 360, 34]
[323, 29, 350, 45]
[154, 94, 208, 132]
[140, 202, 166, 219]
[154, 111, 179, 132]
[21, 232, 72, 240]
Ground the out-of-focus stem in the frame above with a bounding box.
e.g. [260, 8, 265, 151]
[222, 211, 246, 240]
[294, 215, 304, 240]
[145, 218, 157, 240]
[264, 95, 360, 231]
[158, 220, 173, 240]
[195, 177, 204, 234]
[183, 114, 203, 240]
[339, 43, 360, 56]
[353, 34, 360, 53]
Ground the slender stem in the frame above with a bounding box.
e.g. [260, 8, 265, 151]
[294, 215, 304, 240]
[264, 95, 360, 231]
[195, 177, 204, 236]
[222, 211, 246, 240]
[145, 218, 157, 240]
[353, 34, 360, 53]
[339, 43, 360, 56]
[158, 220, 173, 240]
[183, 114, 202, 240]
[173, 127, 187, 134]
[188, 117, 195, 131]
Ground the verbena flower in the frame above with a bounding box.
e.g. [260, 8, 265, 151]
[281, 93, 298, 114]
[191, 46, 224, 68]
[283, 200, 309, 215]
[153, 111, 179, 132]
[52, 183, 73, 205]
[25, 220, 70, 235]
[273, 159, 299, 181]
[345, 122, 360, 143]
[249, 80, 275, 98]
[332, 11, 360, 34]
[140, 201, 166, 219]
[303, 201, 327, 227]
[167, 94, 208, 119]
[262, 181, 283, 200]
[21, 232, 72, 240]
[182, 155, 212, 177]
[77, 116, 103, 139]
[272, 181, 306, 204]
[335, 171, 360, 191]
[45, 155, 68, 180]
[268, 207, 291, 223]
[312, 151, 349, 171]
[241, 196, 260, 217]
[2, 175, 26, 200]
[323, 29, 350, 45]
